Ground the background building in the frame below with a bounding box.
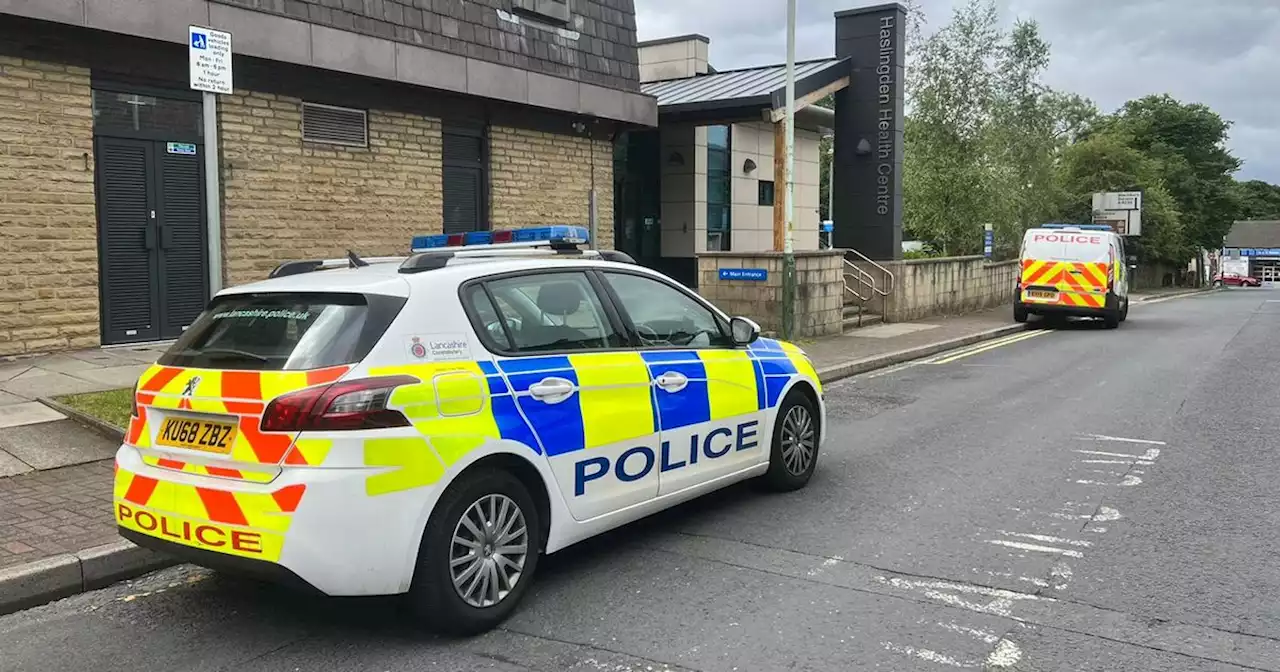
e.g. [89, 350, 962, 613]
[0, 0, 655, 355]
[616, 34, 840, 285]
[1223, 220, 1280, 283]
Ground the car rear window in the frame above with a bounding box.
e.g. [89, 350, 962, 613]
[158, 292, 406, 371]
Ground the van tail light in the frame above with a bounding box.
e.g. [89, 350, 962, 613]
[261, 375, 419, 432]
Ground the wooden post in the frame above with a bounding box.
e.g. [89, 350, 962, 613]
[773, 118, 786, 252]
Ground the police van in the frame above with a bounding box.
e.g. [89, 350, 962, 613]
[113, 226, 825, 634]
[1015, 224, 1130, 328]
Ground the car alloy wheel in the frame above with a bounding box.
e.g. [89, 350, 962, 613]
[780, 404, 817, 477]
[450, 493, 529, 608]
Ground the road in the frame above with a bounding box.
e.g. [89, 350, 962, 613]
[3, 288, 1278, 671]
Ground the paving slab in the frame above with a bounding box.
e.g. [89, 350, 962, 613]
[0, 371, 114, 400]
[0, 450, 31, 477]
[0, 420, 118, 471]
[69, 365, 148, 389]
[0, 391, 29, 407]
[32, 355, 106, 374]
[0, 363, 32, 384]
[801, 307, 1012, 370]
[846, 322, 941, 339]
[0, 402, 65, 429]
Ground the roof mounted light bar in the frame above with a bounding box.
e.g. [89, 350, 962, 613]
[411, 225, 590, 252]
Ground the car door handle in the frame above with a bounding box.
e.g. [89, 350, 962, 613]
[654, 371, 689, 393]
[528, 377, 575, 404]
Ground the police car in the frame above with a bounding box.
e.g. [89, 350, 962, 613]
[113, 226, 825, 634]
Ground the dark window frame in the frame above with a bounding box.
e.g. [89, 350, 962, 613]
[442, 122, 490, 233]
[758, 180, 775, 207]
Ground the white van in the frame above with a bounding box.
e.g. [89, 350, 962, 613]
[1015, 224, 1130, 328]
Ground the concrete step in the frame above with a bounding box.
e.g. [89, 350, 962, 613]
[842, 304, 866, 319]
[842, 312, 884, 332]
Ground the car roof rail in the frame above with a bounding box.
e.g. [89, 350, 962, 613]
[268, 253, 407, 278]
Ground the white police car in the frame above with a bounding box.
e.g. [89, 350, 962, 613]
[113, 226, 825, 634]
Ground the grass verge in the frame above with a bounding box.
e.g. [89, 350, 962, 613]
[52, 388, 133, 430]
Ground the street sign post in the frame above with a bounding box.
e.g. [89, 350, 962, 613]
[983, 223, 994, 259]
[188, 26, 233, 94]
[1091, 191, 1143, 236]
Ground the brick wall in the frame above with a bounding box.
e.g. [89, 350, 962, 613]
[489, 125, 614, 250]
[210, 0, 641, 91]
[697, 251, 844, 338]
[219, 91, 444, 286]
[0, 56, 98, 356]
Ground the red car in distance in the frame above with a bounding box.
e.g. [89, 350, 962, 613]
[1212, 272, 1262, 287]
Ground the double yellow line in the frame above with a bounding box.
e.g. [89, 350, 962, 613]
[924, 330, 1049, 365]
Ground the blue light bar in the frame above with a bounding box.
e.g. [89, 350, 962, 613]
[411, 225, 591, 251]
[1040, 223, 1114, 231]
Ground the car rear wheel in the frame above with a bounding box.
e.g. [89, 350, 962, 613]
[762, 388, 820, 492]
[408, 468, 542, 636]
[1119, 297, 1129, 322]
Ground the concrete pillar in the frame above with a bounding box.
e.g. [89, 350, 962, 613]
[832, 3, 906, 261]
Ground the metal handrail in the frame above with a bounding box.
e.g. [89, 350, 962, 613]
[844, 249, 895, 295]
[843, 258, 891, 299]
[843, 263, 875, 301]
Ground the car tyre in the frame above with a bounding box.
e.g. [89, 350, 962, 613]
[762, 388, 820, 492]
[1119, 297, 1129, 322]
[1013, 301, 1028, 324]
[1103, 309, 1120, 329]
[408, 468, 542, 636]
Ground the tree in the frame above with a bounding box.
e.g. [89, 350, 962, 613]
[1232, 179, 1280, 220]
[1106, 95, 1241, 254]
[1055, 131, 1188, 264]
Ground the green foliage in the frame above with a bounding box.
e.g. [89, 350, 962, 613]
[1233, 180, 1280, 220]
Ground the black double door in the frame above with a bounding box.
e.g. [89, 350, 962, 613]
[95, 137, 209, 344]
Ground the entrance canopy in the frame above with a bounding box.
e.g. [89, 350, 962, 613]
[641, 57, 850, 130]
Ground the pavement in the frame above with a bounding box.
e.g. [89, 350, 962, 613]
[1, 285, 1262, 672]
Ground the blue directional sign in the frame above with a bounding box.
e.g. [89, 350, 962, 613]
[983, 229, 994, 258]
[191, 32, 208, 50]
[719, 268, 768, 282]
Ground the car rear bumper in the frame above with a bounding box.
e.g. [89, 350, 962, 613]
[113, 444, 440, 596]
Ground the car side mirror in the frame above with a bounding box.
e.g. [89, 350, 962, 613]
[729, 316, 760, 346]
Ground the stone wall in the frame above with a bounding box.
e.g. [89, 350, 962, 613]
[219, 90, 445, 286]
[0, 56, 99, 355]
[852, 256, 1018, 322]
[489, 125, 614, 250]
[697, 251, 844, 338]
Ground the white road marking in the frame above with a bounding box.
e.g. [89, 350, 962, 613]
[1080, 458, 1154, 465]
[1076, 475, 1143, 486]
[1049, 505, 1122, 522]
[806, 555, 843, 577]
[975, 569, 1049, 588]
[1074, 448, 1161, 461]
[937, 622, 999, 643]
[928, 331, 1048, 365]
[1080, 434, 1166, 445]
[985, 639, 1024, 668]
[876, 577, 1054, 620]
[1050, 563, 1072, 590]
[985, 539, 1085, 558]
[881, 642, 971, 667]
[997, 530, 1093, 547]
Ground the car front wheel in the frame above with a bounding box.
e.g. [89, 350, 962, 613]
[762, 388, 820, 491]
[408, 468, 542, 636]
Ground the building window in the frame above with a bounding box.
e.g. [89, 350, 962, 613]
[301, 103, 368, 147]
[706, 125, 731, 251]
[442, 124, 488, 234]
[511, 0, 570, 25]
[758, 180, 775, 207]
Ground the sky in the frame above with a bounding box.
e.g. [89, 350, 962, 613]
[635, 0, 1280, 184]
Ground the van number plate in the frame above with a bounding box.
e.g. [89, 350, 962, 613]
[156, 418, 237, 454]
[1027, 290, 1059, 301]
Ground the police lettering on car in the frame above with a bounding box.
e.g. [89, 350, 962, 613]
[113, 225, 825, 636]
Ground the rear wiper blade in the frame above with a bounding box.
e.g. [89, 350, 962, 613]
[176, 348, 270, 363]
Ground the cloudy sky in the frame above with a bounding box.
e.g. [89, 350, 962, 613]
[636, 0, 1280, 184]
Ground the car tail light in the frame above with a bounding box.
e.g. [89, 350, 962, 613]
[261, 375, 419, 432]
